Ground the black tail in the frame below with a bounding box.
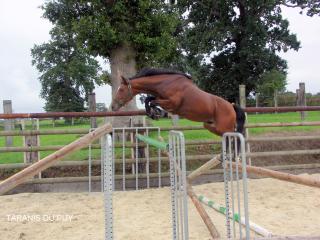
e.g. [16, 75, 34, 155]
[233, 104, 246, 134]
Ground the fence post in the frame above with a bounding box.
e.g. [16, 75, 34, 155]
[89, 93, 97, 128]
[298, 82, 307, 121]
[239, 85, 246, 108]
[171, 114, 179, 126]
[274, 90, 278, 114]
[3, 100, 14, 147]
[255, 93, 259, 114]
[239, 85, 251, 165]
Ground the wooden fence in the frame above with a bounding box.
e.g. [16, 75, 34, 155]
[0, 107, 320, 189]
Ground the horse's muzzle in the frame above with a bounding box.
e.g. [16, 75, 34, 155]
[111, 101, 121, 111]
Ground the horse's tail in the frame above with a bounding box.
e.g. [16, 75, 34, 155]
[233, 104, 246, 135]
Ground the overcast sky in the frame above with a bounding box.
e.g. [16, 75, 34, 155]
[0, 1, 319, 113]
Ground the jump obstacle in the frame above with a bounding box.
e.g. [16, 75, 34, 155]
[221, 132, 251, 239]
[1, 122, 320, 239]
[101, 130, 190, 240]
[0, 123, 113, 195]
[197, 195, 272, 238]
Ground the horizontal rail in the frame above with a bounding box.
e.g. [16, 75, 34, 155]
[1, 121, 320, 137]
[247, 149, 320, 158]
[0, 126, 204, 136]
[0, 110, 146, 119]
[1, 149, 320, 170]
[0, 106, 319, 119]
[0, 129, 90, 136]
[244, 106, 320, 113]
[2, 135, 320, 152]
[12, 163, 320, 184]
[247, 135, 320, 142]
[245, 121, 320, 128]
[0, 144, 101, 153]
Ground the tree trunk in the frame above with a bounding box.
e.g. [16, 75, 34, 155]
[109, 44, 140, 130]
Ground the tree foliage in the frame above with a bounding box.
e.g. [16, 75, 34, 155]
[42, 0, 181, 68]
[257, 69, 287, 105]
[31, 26, 101, 112]
[258, 69, 287, 95]
[44, 81, 85, 112]
[178, 0, 319, 102]
[35, 0, 320, 108]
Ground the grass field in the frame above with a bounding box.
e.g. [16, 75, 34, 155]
[0, 111, 319, 164]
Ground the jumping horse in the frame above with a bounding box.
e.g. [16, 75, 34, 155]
[111, 68, 245, 137]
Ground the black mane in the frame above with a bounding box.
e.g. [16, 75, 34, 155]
[129, 68, 192, 80]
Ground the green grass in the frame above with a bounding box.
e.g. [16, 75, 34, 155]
[151, 111, 320, 139]
[0, 112, 319, 164]
[247, 111, 320, 135]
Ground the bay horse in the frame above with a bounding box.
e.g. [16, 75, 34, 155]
[111, 68, 245, 137]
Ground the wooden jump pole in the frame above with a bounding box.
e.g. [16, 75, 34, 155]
[197, 195, 273, 237]
[0, 123, 112, 195]
[187, 155, 221, 182]
[188, 155, 320, 189]
[236, 163, 320, 189]
[187, 184, 220, 239]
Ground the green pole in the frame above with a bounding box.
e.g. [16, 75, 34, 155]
[136, 134, 168, 150]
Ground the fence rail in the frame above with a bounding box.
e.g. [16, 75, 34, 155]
[1, 134, 320, 153]
[0, 110, 146, 119]
[1, 148, 320, 171]
[5, 163, 320, 186]
[1, 121, 320, 137]
[1, 106, 320, 183]
[1, 106, 320, 119]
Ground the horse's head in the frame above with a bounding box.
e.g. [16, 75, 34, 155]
[111, 76, 134, 111]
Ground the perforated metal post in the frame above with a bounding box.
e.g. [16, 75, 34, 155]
[158, 128, 162, 187]
[146, 128, 150, 188]
[222, 132, 250, 240]
[88, 128, 94, 192]
[169, 131, 189, 240]
[103, 134, 113, 240]
[101, 135, 106, 192]
[122, 128, 126, 190]
[135, 128, 139, 190]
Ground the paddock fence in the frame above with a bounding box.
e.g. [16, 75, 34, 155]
[0, 106, 320, 192]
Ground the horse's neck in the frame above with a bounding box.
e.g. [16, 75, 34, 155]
[131, 77, 171, 96]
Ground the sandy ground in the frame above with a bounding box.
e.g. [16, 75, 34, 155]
[1, 174, 320, 240]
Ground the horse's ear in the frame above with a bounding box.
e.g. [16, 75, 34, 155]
[121, 76, 130, 85]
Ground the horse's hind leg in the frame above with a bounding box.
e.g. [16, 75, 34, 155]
[203, 122, 224, 137]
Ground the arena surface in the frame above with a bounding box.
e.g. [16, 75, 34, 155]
[1, 174, 320, 240]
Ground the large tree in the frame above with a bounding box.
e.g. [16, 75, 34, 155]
[31, 26, 101, 112]
[178, 0, 319, 102]
[40, 0, 181, 123]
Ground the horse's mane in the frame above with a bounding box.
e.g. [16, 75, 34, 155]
[129, 68, 192, 80]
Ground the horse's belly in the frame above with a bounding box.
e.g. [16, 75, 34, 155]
[179, 111, 213, 123]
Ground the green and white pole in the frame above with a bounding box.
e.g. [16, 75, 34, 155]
[197, 195, 273, 238]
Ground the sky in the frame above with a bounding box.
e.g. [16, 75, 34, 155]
[0, 1, 319, 113]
